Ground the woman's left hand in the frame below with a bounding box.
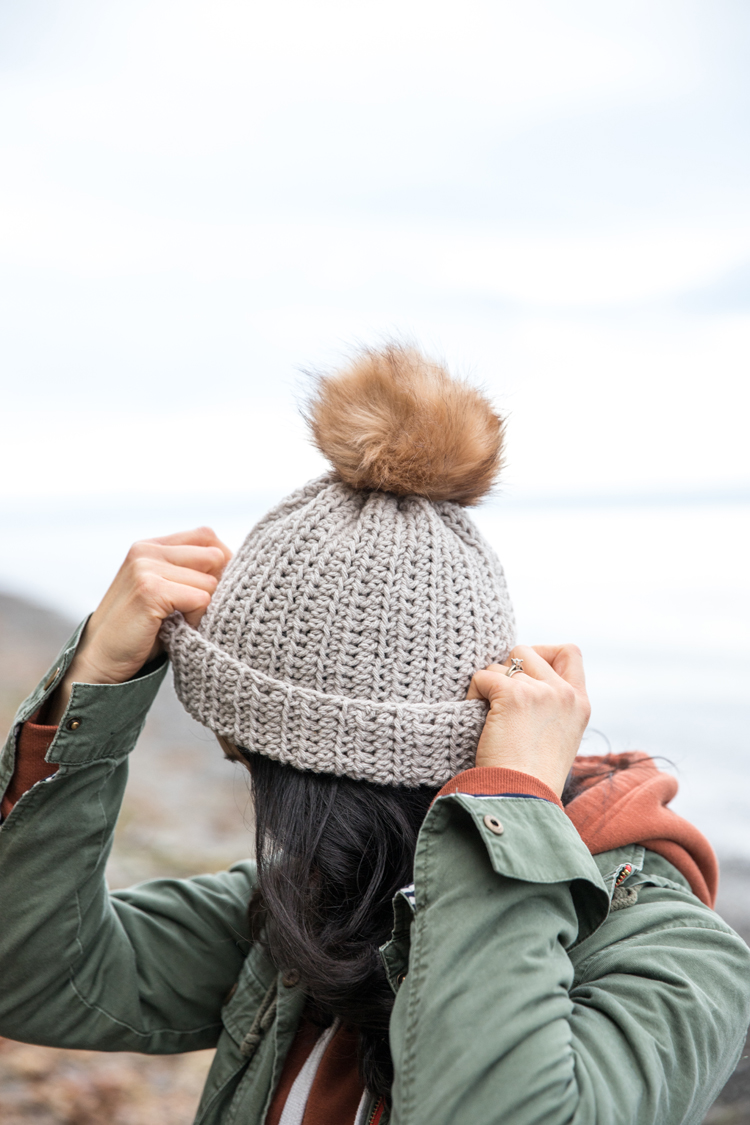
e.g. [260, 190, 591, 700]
[43, 528, 232, 725]
[466, 644, 591, 798]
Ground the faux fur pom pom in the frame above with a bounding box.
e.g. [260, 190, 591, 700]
[306, 343, 504, 506]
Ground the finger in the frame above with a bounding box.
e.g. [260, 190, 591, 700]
[530, 644, 586, 692]
[504, 644, 559, 685]
[144, 527, 233, 563]
[154, 577, 213, 620]
[136, 543, 229, 577]
[183, 606, 210, 628]
[466, 645, 567, 701]
[147, 562, 219, 595]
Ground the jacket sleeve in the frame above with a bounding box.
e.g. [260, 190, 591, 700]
[388, 793, 750, 1125]
[0, 625, 254, 1054]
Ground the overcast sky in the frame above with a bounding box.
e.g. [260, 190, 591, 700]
[1, 0, 749, 503]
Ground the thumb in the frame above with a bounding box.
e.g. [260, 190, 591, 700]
[155, 578, 212, 629]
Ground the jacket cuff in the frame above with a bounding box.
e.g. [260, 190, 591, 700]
[0, 619, 170, 799]
[0, 619, 89, 798]
[436, 767, 563, 809]
[45, 657, 169, 766]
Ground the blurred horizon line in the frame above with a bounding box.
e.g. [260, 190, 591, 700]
[1, 484, 747, 523]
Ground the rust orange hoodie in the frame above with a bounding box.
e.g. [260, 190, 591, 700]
[565, 752, 718, 907]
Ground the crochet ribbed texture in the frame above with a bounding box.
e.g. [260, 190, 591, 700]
[161, 474, 515, 787]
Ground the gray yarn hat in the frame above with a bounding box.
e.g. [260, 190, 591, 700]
[161, 346, 515, 787]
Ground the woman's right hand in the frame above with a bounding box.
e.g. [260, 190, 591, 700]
[467, 644, 591, 798]
[45, 528, 232, 725]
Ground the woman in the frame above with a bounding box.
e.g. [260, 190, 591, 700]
[0, 344, 748, 1125]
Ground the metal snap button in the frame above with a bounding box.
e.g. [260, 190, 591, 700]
[66, 718, 82, 731]
[281, 969, 300, 988]
[483, 814, 504, 835]
[44, 667, 61, 691]
[397, 972, 407, 986]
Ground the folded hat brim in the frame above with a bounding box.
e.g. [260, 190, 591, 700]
[160, 612, 488, 788]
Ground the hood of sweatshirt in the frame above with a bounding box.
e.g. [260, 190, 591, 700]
[565, 752, 718, 907]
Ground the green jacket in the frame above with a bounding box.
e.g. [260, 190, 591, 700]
[1, 623, 749, 1125]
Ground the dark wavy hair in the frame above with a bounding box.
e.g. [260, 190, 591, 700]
[239, 750, 599, 1104]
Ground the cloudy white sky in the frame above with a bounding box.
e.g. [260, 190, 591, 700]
[1, 0, 749, 505]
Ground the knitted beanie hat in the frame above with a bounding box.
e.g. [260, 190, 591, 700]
[161, 345, 515, 787]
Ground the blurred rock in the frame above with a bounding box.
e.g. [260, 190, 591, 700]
[715, 860, 750, 947]
[0, 592, 73, 736]
[0, 1038, 214, 1125]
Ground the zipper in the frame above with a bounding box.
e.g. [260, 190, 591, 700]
[366, 1097, 386, 1125]
[615, 863, 633, 888]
